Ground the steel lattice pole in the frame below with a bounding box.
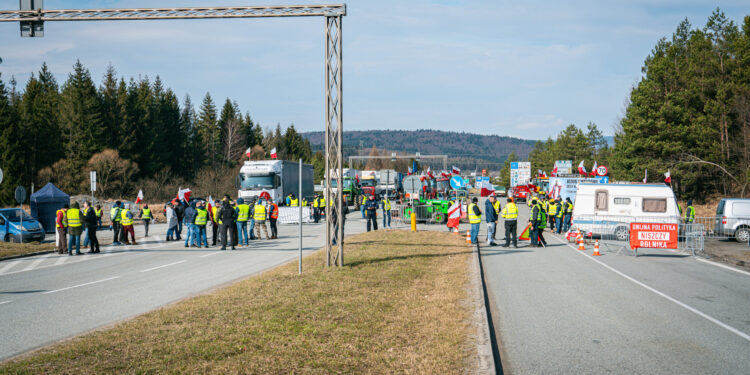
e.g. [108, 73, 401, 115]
[324, 15, 344, 267]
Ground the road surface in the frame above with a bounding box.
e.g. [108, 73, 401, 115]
[479, 201, 750, 374]
[0, 215, 369, 360]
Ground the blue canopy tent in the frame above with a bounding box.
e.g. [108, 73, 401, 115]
[30, 183, 69, 233]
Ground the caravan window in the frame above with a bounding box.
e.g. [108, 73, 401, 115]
[643, 198, 667, 213]
[595, 190, 608, 211]
[614, 197, 631, 205]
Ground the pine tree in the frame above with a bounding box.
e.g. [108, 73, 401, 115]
[100, 64, 121, 149]
[197, 92, 219, 167]
[0, 73, 24, 204]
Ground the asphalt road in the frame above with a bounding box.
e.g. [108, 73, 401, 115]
[0, 214, 377, 360]
[478, 201, 750, 374]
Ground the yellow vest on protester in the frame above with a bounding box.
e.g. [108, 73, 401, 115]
[56, 209, 68, 228]
[141, 208, 152, 219]
[195, 208, 208, 226]
[382, 199, 391, 210]
[120, 209, 133, 226]
[212, 206, 222, 225]
[290, 198, 299, 207]
[548, 203, 558, 216]
[502, 203, 518, 219]
[313, 198, 320, 208]
[95, 208, 102, 218]
[468, 203, 481, 224]
[110, 207, 121, 222]
[254, 204, 267, 221]
[320, 198, 326, 207]
[493, 201, 501, 214]
[237, 204, 250, 222]
[67, 208, 82, 228]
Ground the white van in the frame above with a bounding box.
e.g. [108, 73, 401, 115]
[572, 183, 680, 240]
[714, 198, 750, 242]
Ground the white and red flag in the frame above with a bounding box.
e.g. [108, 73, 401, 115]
[245, 147, 252, 158]
[206, 195, 214, 217]
[270, 148, 277, 159]
[664, 170, 671, 183]
[578, 160, 587, 175]
[552, 165, 558, 177]
[452, 166, 461, 175]
[407, 166, 413, 175]
[446, 200, 462, 230]
[589, 161, 598, 177]
[178, 187, 192, 202]
[538, 169, 547, 178]
[135, 190, 144, 204]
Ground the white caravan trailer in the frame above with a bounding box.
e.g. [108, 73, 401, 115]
[571, 183, 680, 240]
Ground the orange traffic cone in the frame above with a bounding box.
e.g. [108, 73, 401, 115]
[466, 230, 471, 244]
[592, 240, 601, 256]
[578, 235, 585, 251]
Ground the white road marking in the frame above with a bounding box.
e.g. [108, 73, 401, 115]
[0, 252, 128, 277]
[140, 260, 186, 273]
[54, 255, 70, 265]
[552, 235, 750, 343]
[0, 260, 21, 275]
[199, 252, 222, 258]
[43, 276, 121, 294]
[0, 300, 12, 305]
[695, 257, 750, 277]
[21, 253, 56, 271]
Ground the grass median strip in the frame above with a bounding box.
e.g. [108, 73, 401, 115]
[0, 241, 54, 259]
[1, 230, 477, 373]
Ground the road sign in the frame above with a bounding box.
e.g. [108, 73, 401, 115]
[596, 165, 608, 176]
[555, 160, 572, 174]
[402, 175, 422, 194]
[0, 167, 3, 185]
[15, 186, 26, 204]
[450, 176, 465, 189]
[90, 170, 97, 192]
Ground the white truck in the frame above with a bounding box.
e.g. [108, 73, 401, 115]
[237, 160, 314, 205]
[376, 169, 399, 198]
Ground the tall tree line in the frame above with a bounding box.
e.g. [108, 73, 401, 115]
[0, 61, 314, 204]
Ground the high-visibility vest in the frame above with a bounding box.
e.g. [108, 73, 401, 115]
[468, 203, 481, 224]
[556, 203, 565, 218]
[501, 203, 518, 219]
[493, 201, 501, 214]
[270, 203, 279, 219]
[254, 204, 267, 221]
[538, 205, 547, 229]
[548, 203, 557, 216]
[110, 207, 121, 222]
[56, 209, 68, 228]
[195, 208, 208, 226]
[120, 209, 133, 226]
[237, 204, 250, 222]
[212, 206, 222, 225]
[67, 208, 82, 228]
[95, 208, 102, 218]
[302, 199, 308, 206]
[362, 195, 367, 204]
[290, 198, 299, 207]
[320, 198, 326, 208]
[313, 198, 320, 208]
[686, 206, 695, 222]
[141, 208, 152, 220]
[382, 199, 391, 211]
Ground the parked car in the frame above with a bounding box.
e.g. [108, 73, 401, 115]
[494, 185, 507, 197]
[0, 208, 46, 243]
[714, 198, 750, 242]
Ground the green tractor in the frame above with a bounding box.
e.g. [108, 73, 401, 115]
[401, 198, 452, 224]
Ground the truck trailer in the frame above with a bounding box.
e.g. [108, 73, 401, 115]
[237, 160, 314, 206]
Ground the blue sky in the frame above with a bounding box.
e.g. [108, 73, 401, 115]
[1, 0, 747, 139]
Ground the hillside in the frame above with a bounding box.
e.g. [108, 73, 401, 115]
[302, 129, 536, 170]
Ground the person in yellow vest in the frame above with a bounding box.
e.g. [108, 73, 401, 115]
[211, 199, 222, 246]
[381, 195, 392, 229]
[254, 198, 270, 240]
[468, 197, 482, 244]
[56, 204, 69, 254]
[95, 204, 103, 229]
[289, 194, 299, 207]
[194, 201, 209, 248]
[302, 197, 308, 207]
[361, 195, 368, 218]
[120, 203, 137, 245]
[492, 197, 501, 241]
[111, 201, 123, 246]
[501, 197, 518, 248]
[66, 202, 84, 256]
[548, 199, 558, 232]
[139, 204, 152, 237]
[312, 193, 321, 223]
[235, 198, 251, 246]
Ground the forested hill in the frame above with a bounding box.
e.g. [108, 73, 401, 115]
[302, 129, 536, 170]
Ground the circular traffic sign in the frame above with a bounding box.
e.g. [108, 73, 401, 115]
[15, 186, 26, 204]
[402, 175, 423, 194]
[596, 165, 608, 176]
[450, 175, 465, 189]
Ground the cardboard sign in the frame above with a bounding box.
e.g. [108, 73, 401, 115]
[629, 223, 678, 250]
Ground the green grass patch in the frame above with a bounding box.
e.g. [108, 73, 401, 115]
[1, 230, 476, 373]
[0, 241, 54, 259]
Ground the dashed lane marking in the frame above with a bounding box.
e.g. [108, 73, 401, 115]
[0, 300, 12, 305]
[140, 260, 186, 273]
[42, 276, 121, 295]
[0, 260, 21, 274]
[21, 253, 56, 271]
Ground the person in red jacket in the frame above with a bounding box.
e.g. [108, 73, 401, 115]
[56, 204, 69, 254]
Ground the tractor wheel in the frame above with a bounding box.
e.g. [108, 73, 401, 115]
[433, 211, 446, 224]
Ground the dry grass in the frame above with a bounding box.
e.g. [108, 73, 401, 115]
[0, 230, 476, 374]
[0, 241, 54, 259]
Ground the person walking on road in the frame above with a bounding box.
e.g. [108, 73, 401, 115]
[269, 200, 279, 239]
[120, 203, 137, 245]
[501, 197, 518, 248]
[56, 204, 68, 254]
[67, 202, 83, 256]
[381, 195, 392, 229]
[365, 194, 379, 232]
[110, 201, 122, 246]
[83, 201, 100, 253]
[485, 195, 498, 246]
[219, 196, 237, 250]
[236, 198, 250, 246]
[166, 202, 178, 241]
[468, 197, 482, 244]
[194, 201, 209, 248]
[253, 198, 270, 240]
[139, 204, 152, 237]
[184, 201, 197, 248]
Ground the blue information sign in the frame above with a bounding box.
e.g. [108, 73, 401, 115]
[450, 176, 465, 189]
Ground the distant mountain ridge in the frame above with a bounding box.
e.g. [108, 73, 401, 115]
[301, 129, 536, 170]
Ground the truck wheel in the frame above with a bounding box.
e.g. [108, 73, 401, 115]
[614, 226, 628, 241]
[734, 227, 750, 243]
[433, 212, 446, 224]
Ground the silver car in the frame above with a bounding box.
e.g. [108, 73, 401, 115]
[714, 198, 750, 242]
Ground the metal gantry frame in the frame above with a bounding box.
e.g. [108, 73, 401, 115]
[1, 3, 347, 267]
[348, 154, 448, 171]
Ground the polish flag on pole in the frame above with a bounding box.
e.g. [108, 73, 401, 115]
[538, 169, 547, 178]
[135, 190, 144, 204]
[407, 166, 413, 175]
[245, 147, 252, 158]
[589, 161, 598, 177]
[452, 166, 461, 175]
[206, 195, 214, 219]
[446, 200, 462, 230]
[578, 160, 587, 175]
[270, 148, 277, 159]
[552, 165, 558, 177]
[664, 170, 671, 183]
[178, 187, 192, 202]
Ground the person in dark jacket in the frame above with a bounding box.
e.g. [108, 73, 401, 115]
[82, 201, 100, 253]
[485, 195, 498, 246]
[365, 194, 379, 231]
[174, 202, 185, 240]
[183, 202, 197, 248]
[219, 196, 237, 250]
